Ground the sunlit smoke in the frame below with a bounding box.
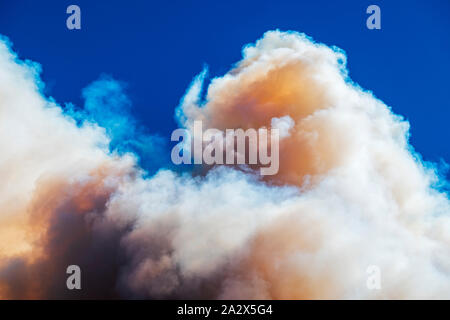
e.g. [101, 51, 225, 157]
[0, 31, 449, 299]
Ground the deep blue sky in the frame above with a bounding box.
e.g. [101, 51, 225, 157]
[0, 0, 449, 166]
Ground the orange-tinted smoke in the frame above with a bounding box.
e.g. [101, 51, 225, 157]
[179, 31, 354, 186]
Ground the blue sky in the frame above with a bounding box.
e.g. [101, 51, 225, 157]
[0, 0, 449, 167]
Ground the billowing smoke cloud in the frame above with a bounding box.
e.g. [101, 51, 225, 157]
[0, 30, 449, 299]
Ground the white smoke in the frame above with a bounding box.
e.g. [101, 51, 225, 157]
[0, 31, 449, 299]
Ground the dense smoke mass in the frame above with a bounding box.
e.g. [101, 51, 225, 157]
[0, 31, 449, 299]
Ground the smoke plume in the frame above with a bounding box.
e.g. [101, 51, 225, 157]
[0, 31, 449, 299]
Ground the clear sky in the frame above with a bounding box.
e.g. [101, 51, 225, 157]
[0, 0, 449, 167]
